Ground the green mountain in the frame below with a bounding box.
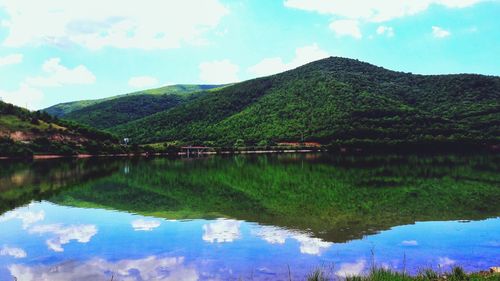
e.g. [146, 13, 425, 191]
[44, 84, 223, 118]
[62, 94, 195, 130]
[0, 101, 120, 157]
[108, 57, 499, 147]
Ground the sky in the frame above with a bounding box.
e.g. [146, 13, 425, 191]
[0, 0, 499, 110]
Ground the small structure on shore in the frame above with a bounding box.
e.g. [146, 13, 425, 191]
[181, 146, 210, 157]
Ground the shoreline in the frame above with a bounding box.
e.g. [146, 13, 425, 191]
[0, 149, 323, 160]
[1, 147, 499, 160]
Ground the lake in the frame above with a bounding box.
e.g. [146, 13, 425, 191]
[0, 154, 499, 280]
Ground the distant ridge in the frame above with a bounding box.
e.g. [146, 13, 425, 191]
[44, 84, 224, 118]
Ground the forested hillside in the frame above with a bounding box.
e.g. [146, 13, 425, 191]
[107, 57, 499, 148]
[44, 84, 223, 118]
[62, 94, 201, 129]
[0, 101, 121, 157]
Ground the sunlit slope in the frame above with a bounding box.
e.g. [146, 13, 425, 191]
[43, 84, 223, 118]
[0, 101, 118, 156]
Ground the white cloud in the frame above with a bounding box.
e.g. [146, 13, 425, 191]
[254, 225, 333, 256]
[254, 226, 290, 244]
[0, 0, 229, 50]
[0, 210, 45, 229]
[131, 219, 161, 231]
[29, 224, 97, 252]
[284, 0, 485, 22]
[293, 234, 332, 255]
[202, 219, 241, 243]
[330, 20, 362, 39]
[432, 26, 451, 38]
[0, 246, 27, 259]
[401, 240, 418, 246]
[336, 260, 366, 277]
[199, 59, 239, 84]
[248, 57, 288, 77]
[0, 57, 95, 109]
[128, 76, 159, 89]
[0, 53, 23, 66]
[26, 58, 96, 87]
[8, 256, 198, 281]
[377, 25, 395, 37]
[438, 257, 456, 267]
[248, 43, 329, 77]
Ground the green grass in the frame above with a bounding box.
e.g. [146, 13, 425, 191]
[1, 100, 122, 157]
[306, 267, 500, 281]
[0, 115, 37, 131]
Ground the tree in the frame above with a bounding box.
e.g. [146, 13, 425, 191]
[234, 139, 245, 148]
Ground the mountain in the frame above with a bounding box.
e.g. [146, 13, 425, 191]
[44, 84, 224, 118]
[61, 94, 199, 130]
[107, 57, 499, 147]
[0, 101, 120, 157]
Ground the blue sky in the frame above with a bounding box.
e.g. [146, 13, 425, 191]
[0, 0, 499, 109]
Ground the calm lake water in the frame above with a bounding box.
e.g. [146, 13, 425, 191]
[0, 154, 499, 281]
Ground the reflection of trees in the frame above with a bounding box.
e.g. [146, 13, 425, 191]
[0, 159, 122, 214]
[49, 154, 500, 243]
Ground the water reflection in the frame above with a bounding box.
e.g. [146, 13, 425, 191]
[29, 223, 98, 252]
[0, 154, 499, 280]
[254, 226, 332, 255]
[336, 260, 366, 278]
[0, 158, 120, 214]
[131, 219, 161, 231]
[0, 208, 45, 229]
[9, 255, 198, 281]
[0, 246, 26, 259]
[202, 219, 241, 243]
[0, 202, 498, 280]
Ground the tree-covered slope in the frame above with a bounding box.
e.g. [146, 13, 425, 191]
[0, 101, 120, 157]
[110, 57, 500, 146]
[62, 94, 199, 130]
[43, 84, 223, 117]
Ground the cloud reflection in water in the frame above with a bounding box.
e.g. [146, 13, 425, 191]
[0, 246, 26, 259]
[131, 219, 161, 231]
[29, 224, 98, 252]
[335, 259, 367, 277]
[255, 225, 333, 255]
[0, 209, 45, 229]
[8, 256, 198, 281]
[202, 219, 241, 243]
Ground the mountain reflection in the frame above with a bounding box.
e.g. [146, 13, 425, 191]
[0, 200, 498, 280]
[1, 154, 499, 244]
[0, 158, 121, 214]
